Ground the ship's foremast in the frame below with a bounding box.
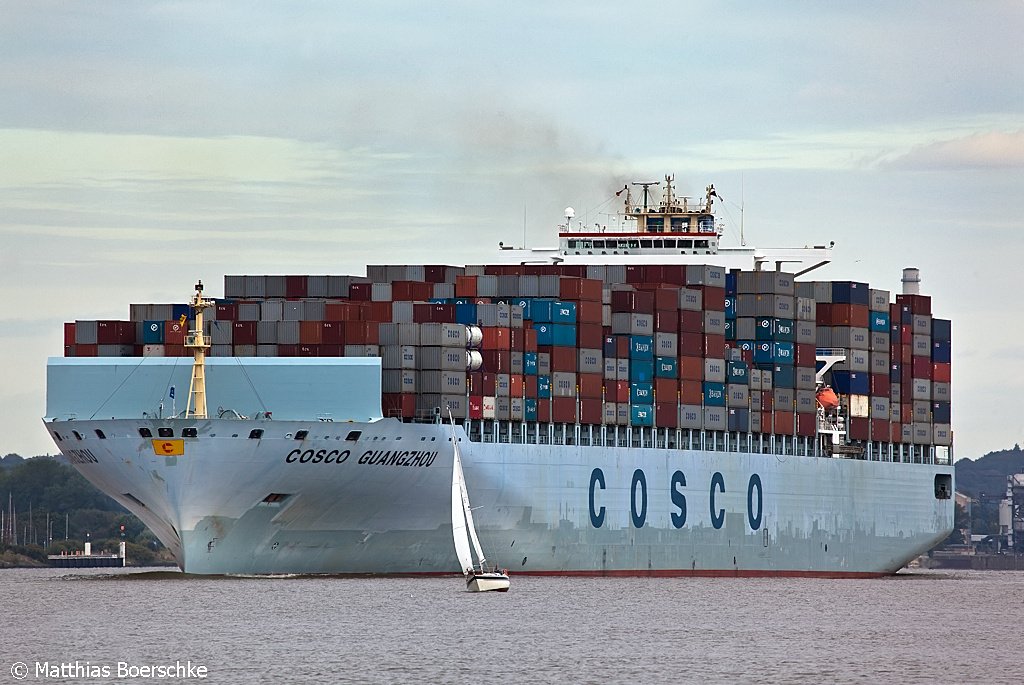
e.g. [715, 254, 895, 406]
[184, 280, 213, 419]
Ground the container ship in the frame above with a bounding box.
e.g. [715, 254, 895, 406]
[44, 176, 955, 576]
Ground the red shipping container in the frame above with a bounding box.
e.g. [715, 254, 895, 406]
[870, 373, 889, 396]
[320, 344, 342, 356]
[298, 344, 318, 357]
[349, 282, 371, 301]
[579, 373, 603, 399]
[381, 393, 415, 418]
[703, 334, 727, 358]
[552, 397, 576, 423]
[509, 328, 525, 352]
[612, 381, 629, 403]
[468, 396, 484, 420]
[524, 327, 538, 352]
[423, 265, 448, 283]
[624, 265, 645, 284]
[64, 344, 76, 357]
[550, 346, 577, 372]
[654, 377, 677, 402]
[656, 402, 679, 428]
[509, 374, 524, 397]
[482, 327, 511, 350]
[815, 303, 833, 325]
[679, 333, 703, 357]
[299, 320, 322, 344]
[480, 349, 511, 373]
[321, 321, 344, 344]
[537, 398, 551, 423]
[870, 418, 889, 440]
[364, 301, 392, 322]
[76, 344, 98, 357]
[414, 303, 456, 323]
[896, 293, 931, 316]
[479, 372, 498, 395]
[577, 323, 604, 350]
[285, 275, 307, 298]
[680, 380, 703, 405]
[216, 303, 237, 321]
[679, 357, 703, 382]
[616, 335, 631, 358]
[761, 411, 773, 432]
[524, 375, 538, 398]
[64, 323, 75, 346]
[231, 321, 256, 346]
[344, 321, 379, 344]
[277, 344, 298, 356]
[932, 362, 951, 383]
[394, 281, 433, 301]
[655, 310, 679, 333]
[761, 391, 774, 412]
[97, 320, 134, 344]
[911, 356, 932, 378]
[697, 286, 726, 311]
[653, 288, 678, 311]
[577, 300, 603, 324]
[679, 310, 703, 333]
[848, 417, 870, 440]
[661, 265, 686, 285]
[900, 325, 913, 345]
[900, 344, 912, 364]
[900, 403, 913, 424]
[580, 398, 602, 424]
[774, 411, 795, 435]
[611, 290, 654, 314]
[324, 302, 355, 320]
[455, 275, 477, 298]
[794, 343, 816, 366]
[560, 277, 603, 302]
[796, 413, 816, 437]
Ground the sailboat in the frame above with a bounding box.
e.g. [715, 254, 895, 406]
[449, 411, 510, 593]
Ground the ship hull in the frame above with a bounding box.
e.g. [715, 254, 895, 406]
[47, 417, 954, 576]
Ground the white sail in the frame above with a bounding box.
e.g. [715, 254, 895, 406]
[458, 443, 487, 569]
[451, 437, 474, 573]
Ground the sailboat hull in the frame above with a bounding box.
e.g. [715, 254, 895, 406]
[467, 573, 511, 592]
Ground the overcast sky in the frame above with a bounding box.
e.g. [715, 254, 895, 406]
[2, 2, 1022, 460]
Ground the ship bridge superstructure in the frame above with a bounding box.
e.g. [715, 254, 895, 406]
[497, 175, 834, 276]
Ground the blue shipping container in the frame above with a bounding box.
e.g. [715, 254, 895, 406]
[524, 398, 538, 421]
[630, 382, 653, 405]
[630, 360, 655, 383]
[703, 381, 726, 406]
[455, 303, 478, 325]
[629, 335, 654, 360]
[869, 310, 890, 332]
[142, 321, 164, 344]
[725, 296, 736, 319]
[725, 271, 737, 296]
[831, 370, 869, 395]
[523, 352, 538, 375]
[932, 401, 951, 423]
[724, 319, 735, 341]
[655, 356, 678, 379]
[727, 360, 749, 384]
[755, 317, 775, 341]
[551, 301, 577, 324]
[537, 375, 552, 399]
[774, 318, 795, 342]
[931, 340, 951, 363]
[551, 323, 577, 347]
[773, 341, 794, 365]
[932, 318, 952, 342]
[772, 364, 796, 388]
[630, 404, 654, 426]
[753, 341, 774, 364]
[831, 281, 870, 306]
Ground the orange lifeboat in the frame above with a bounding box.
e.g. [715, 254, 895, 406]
[816, 386, 839, 410]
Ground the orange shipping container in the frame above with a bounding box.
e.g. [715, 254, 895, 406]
[579, 373, 603, 399]
[299, 320, 323, 345]
[679, 356, 704, 381]
[482, 327, 511, 350]
[455, 275, 478, 298]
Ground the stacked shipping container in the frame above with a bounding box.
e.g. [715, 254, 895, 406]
[62, 265, 951, 447]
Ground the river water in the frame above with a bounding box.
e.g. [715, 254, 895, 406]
[4, 567, 1022, 684]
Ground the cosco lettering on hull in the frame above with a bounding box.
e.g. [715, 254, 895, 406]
[589, 468, 764, 531]
[285, 449, 350, 464]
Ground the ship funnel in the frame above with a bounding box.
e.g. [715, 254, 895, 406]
[901, 267, 921, 295]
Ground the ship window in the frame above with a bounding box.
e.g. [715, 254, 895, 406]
[95, 429, 106, 439]
[249, 429, 264, 439]
[934, 474, 952, 499]
[158, 427, 174, 438]
[652, 240, 663, 248]
[646, 217, 664, 232]
[592, 240, 605, 248]
[567, 239, 578, 248]
[52, 431, 62, 442]
[640, 240, 652, 248]
[182, 427, 198, 438]
[294, 430, 308, 440]
[73, 430, 83, 441]
[678, 240, 693, 249]
[671, 217, 690, 232]
[695, 240, 709, 249]
[138, 428, 152, 438]
[261, 493, 289, 505]
[628, 240, 639, 249]
[346, 430, 361, 441]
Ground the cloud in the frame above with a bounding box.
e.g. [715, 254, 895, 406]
[883, 130, 1024, 171]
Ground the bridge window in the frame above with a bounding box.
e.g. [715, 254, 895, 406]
[138, 428, 152, 438]
[346, 430, 362, 441]
[678, 240, 693, 249]
[671, 217, 690, 232]
[640, 240, 652, 248]
[249, 429, 264, 439]
[72, 430, 83, 440]
[294, 430, 308, 440]
[663, 239, 676, 248]
[646, 217, 664, 232]
[158, 427, 174, 438]
[182, 427, 198, 438]
[567, 239, 579, 248]
[695, 240, 709, 249]
[592, 240, 605, 248]
[628, 240, 639, 249]
[94, 429, 106, 439]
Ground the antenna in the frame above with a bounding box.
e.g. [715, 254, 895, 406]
[631, 180, 660, 212]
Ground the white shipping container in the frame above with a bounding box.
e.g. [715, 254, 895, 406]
[383, 370, 416, 394]
[848, 394, 870, 418]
